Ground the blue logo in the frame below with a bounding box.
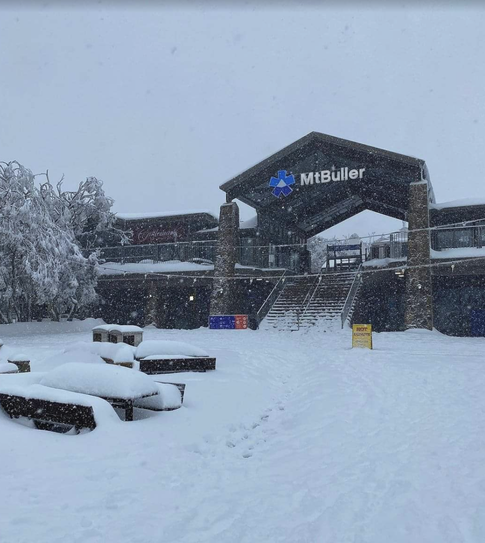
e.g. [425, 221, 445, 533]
[269, 170, 295, 198]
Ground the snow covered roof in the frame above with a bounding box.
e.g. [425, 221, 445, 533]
[116, 210, 218, 221]
[430, 198, 485, 210]
[92, 324, 143, 333]
[98, 260, 215, 276]
[40, 362, 158, 399]
[136, 340, 209, 359]
[362, 257, 406, 268]
[431, 247, 485, 259]
[98, 261, 274, 276]
[220, 132, 429, 238]
[240, 215, 258, 229]
[197, 214, 258, 233]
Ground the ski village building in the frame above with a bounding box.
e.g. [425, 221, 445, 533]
[95, 132, 485, 336]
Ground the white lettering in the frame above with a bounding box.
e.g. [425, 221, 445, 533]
[299, 167, 365, 187]
[349, 169, 358, 179]
[300, 172, 314, 185]
[331, 170, 341, 182]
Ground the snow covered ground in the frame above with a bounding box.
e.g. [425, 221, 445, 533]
[1, 321, 485, 543]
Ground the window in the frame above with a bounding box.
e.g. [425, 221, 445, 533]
[123, 335, 135, 346]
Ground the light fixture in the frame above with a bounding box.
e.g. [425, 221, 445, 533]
[189, 295, 195, 301]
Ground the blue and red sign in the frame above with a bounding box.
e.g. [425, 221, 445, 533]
[209, 315, 248, 330]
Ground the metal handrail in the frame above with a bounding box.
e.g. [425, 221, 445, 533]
[340, 264, 363, 329]
[299, 272, 323, 322]
[255, 270, 288, 325]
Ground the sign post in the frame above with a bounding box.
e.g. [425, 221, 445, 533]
[352, 324, 373, 349]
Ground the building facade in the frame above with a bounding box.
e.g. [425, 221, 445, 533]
[95, 132, 485, 336]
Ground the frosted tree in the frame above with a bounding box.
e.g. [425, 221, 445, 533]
[39, 175, 127, 249]
[0, 161, 115, 322]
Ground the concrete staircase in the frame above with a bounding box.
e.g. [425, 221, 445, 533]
[261, 271, 361, 331]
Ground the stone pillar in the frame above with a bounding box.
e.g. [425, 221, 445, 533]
[145, 281, 161, 327]
[404, 181, 433, 330]
[210, 201, 240, 315]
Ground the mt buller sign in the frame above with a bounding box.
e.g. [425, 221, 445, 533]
[269, 167, 366, 198]
[300, 167, 366, 185]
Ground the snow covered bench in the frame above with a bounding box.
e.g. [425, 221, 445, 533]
[65, 341, 136, 368]
[135, 340, 216, 375]
[8, 354, 30, 373]
[39, 363, 159, 421]
[0, 385, 104, 433]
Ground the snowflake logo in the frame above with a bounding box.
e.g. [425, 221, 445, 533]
[269, 170, 295, 198]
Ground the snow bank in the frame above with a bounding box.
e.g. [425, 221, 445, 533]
[431, 247, 485, 259]
[0, 318, 105, 338]
[99, 260, 215, 275]
[40, 363, 158, 399]
[0, 362, 19, 374]
[66, 341, 135, 362]
[362, 257, 406, 268]
[9, 353, 29, 361]
[41, 348, 105, 371]
[116, 210, 217, 220]
[0, 372, 44, 386]
[136, 340, 209, 359]
[134, 383, 182, 410]
[430, 197, 485, 210]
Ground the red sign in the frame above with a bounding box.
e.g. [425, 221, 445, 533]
[131, 223, 187, 245]
[235, 315, 248, 329]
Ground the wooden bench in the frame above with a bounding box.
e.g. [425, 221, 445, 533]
[0, 392, 96, 433]
[138, 357, 216, 375]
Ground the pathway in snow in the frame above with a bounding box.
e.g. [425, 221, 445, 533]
[1, 324, 485, 542]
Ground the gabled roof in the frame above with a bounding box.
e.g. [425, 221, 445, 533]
[220, 132, 432, 237]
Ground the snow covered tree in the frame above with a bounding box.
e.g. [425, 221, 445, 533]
[39, 175, 127, 249]
[0, 161, 118, 322]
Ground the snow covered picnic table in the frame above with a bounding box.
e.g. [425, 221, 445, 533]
[0, 363, 185, 432]
[135, 340, 216, 374]
[39, 363, 160, 421]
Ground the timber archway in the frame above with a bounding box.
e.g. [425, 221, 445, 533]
[213, 132, 435, 330]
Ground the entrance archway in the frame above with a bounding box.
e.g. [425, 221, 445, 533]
[214, 132, 434, 330]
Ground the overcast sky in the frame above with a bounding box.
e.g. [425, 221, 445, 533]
[1, 1, 484, 239]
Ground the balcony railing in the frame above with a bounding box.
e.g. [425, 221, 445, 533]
[366, 225, 485, 262]
[94, 241, 301, 272]
[96, 242, 217, 265]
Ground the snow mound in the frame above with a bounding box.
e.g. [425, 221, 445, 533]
[0, 372, 44, 386]
[40, 363, 158, 399]
[136, 340, 208, 359]
[0, 362, 19, 374]
[134, 383, 182, 410]
[9, 353, 29, 361]
[65, 341, 135, 362]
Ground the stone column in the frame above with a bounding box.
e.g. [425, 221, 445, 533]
[145, 281, 161, 327]
[210, 201, 240, 315]
[404, 181, 433, 330]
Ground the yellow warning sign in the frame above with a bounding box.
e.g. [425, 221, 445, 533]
[352, 324, 373, 349]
